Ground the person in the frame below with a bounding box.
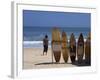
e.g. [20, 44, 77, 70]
[43, 35, 48, 55]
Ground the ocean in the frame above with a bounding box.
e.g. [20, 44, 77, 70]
[23, 26, 90, 48]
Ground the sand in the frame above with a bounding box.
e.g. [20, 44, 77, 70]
[23, 48, 78, 69]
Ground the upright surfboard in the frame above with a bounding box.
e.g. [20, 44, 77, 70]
[85, 33, 91, 65]
[52, 28, 61, 63]
[69, 33, 76, 63]
[77, 33, 84, 64]
[61, 31, 68, 63]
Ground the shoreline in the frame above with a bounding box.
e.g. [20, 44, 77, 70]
[23, 38, 87, 48]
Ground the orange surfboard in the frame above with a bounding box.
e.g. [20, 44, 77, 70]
[69, 33, 76, 63]
[61, 31, 68, 63]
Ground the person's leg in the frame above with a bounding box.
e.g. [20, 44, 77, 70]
[43, 45, 45, 55]
[46, 46, 48, 55]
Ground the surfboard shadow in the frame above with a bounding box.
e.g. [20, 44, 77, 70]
[35, 62, 72, 65]
[72, 60, 91, 66]
[34, 60, 91, 67]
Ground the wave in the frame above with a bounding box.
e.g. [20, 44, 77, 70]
[24, 41, 51, 44]
[24, 41, 43, 44]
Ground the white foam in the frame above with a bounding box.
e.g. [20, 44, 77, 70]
[24, 41, 42, 44]
[24, 41, 51, 44]
[68, 38, 86, 42]
[23, 41, 51, 48]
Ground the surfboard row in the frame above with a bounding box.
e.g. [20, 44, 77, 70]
[52, 28, 91, 64]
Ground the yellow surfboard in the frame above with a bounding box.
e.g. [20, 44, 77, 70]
[52, 28, 61, 63]
[61, 31, 68, 63]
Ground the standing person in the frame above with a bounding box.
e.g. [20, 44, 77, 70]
[43, 35, 48, 55]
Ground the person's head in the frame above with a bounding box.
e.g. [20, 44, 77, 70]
[45, 35, 48, 38]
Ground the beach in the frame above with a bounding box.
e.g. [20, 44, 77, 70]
[23, 11, 91, 69]
[23, 48, 77, 69]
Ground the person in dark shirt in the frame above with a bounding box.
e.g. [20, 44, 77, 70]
[43, 35, 48, 55]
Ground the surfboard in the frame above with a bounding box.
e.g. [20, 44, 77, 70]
[77, 33, 84, 64]
[61, 31, 68, 63]
[52, 28, 61, 63]
[69, 33, 76, 63]
[85, 33, 91, 65]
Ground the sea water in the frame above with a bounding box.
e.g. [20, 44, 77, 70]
[23, 26, 90, 48]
